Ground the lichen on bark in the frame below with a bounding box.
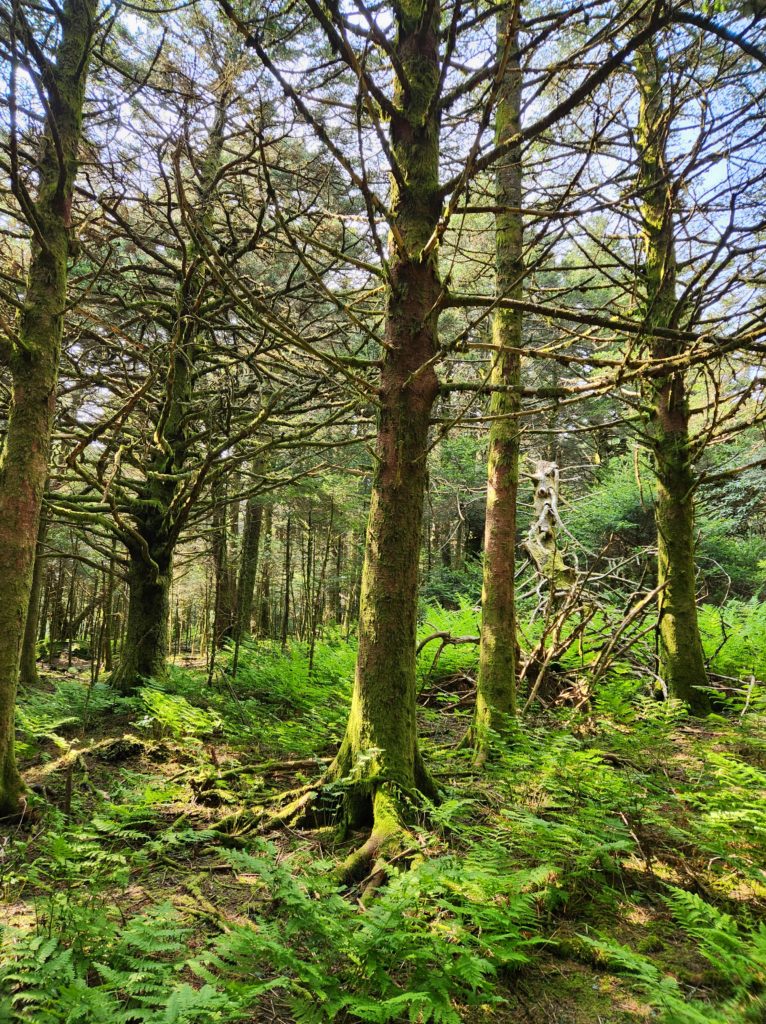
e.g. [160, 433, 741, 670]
[284, 0, 445, 877]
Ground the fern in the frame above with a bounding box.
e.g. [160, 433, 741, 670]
[200, 841, 543, 1024]
[662, 887, 766, 991]
[0, 903, 242, 1023]
[136, 686, 222, 739]
[584, 887, 766, 1024]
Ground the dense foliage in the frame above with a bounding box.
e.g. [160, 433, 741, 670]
[2, 601, 765, 1022]
[2, 0, 765, 1020]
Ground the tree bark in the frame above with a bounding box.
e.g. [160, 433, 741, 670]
[474, 2, 523, 756]
[280, 513, 292, 650]
[211, 475, 237, 648]
[0, 0, 96, 816]
[234, 495, 262, 642]
[102, 540, 117, 672]
[20, 513, 49, 687]
[324, 0, 443, 857]
[634, 40, 709, 714]
[111, 545, 171, 693]
[523, 461, 576, 594]
[256, 505, 273, 637]
[48, 561, 65, 669]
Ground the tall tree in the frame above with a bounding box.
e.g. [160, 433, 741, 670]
[634, 36, 709, 713]
[107, 67, 236, 691]
[319, 0, 444, 853]
[473, 0, 523, 760]
[220, 0, 683, 876]
[0, 0, 97, 816]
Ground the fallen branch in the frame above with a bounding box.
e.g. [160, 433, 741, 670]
[416, 631, 480, 656]
[24, 735, 148, 787]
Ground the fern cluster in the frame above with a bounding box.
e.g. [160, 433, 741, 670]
[136, 686, 223, 739]
[7, 615, 766, 1024]
[585, 887, 766, 1023]
[16, 681, 129, 756]
[199, 841, 545, 1024]
[1, 903, 240, 1023]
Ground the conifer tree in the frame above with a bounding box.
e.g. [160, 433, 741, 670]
[0, 0, 98, 816]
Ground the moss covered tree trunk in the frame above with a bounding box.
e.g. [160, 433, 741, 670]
[323, 0, 443, 868]
[474, 3, 523, 757]
[111, 545, 172, 692]
[635, 42, 709, 714]
[0, 0, 96, 816]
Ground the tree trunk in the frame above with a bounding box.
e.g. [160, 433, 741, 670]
[331, 533, 343, 625]
[635, 40, 709, 714]
[211, 475, 237, 648]
[0, 0, 96, 816]
[474, 3, 523, 756]
[63, 543, 79, 665]
[327, 314, 440, 799]
[234, 495, 262, 642]
[110, 546, 171, 693]
[324, 0, 443, 869]
[256, 505, 273, 637]
[38, 566, 51, 644]
[48, 561, 65, 668]
[342, 529, 361, 636]
[280, 513, 292, 649]
[102, 541, 116, 672]
[20, 513, 49, 687]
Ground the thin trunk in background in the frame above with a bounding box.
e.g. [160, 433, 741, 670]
[281, 513, 292, 650]
[20, 512, 50, 687]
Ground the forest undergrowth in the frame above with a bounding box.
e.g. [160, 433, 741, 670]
[2, 602, 765, 1024]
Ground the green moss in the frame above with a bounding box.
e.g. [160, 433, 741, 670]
[0, 0, 97, 816]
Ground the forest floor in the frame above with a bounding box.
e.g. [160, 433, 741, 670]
[2, 638, 765, 1023]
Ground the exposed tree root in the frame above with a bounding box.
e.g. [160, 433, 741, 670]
[211, 747, 440, 895]
[212, 781, 324, 836]
[455, 723, 492, 769]
[333, 785, 420, 897]
[471, 740, 489, 771]
[265, 786, 325, 829]
[0, 796, 35, 826]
